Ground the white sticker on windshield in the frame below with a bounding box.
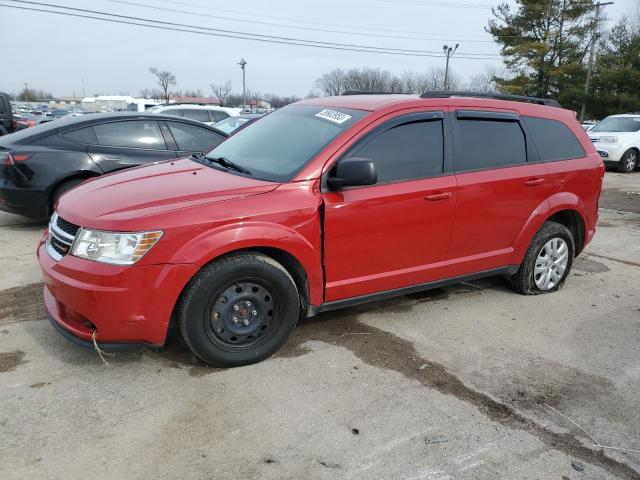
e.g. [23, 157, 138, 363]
[315, 109, 352, 124]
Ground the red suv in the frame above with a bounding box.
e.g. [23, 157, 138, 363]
[37, 92, 604, 367]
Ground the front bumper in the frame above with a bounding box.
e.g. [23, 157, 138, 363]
[592, 143, 626, 163]
[38, 241, 198, 346]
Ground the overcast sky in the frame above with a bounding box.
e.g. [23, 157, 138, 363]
[1, 0, 636, 98]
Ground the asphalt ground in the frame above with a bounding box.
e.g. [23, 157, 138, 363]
[1, 171, 639, 479]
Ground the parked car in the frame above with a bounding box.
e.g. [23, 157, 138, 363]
[581, 120, 597, 131]
[588, 114, 640, 173]
[213, 114, 263, 135]
[149, 104, 239, 126]
[0, 92, 17, 136]
[38, 92, 603, 367]
[0, 112, 227, 219]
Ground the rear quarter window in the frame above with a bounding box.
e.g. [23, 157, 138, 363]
[63, 126, 98, 144]
[524, 116, 585, 161]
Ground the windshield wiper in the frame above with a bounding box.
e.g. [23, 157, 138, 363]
[204, 155, 252, 175]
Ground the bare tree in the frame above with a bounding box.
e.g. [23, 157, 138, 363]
[466, 66, 503, 93]
[149, 67, 176, 103]
[210, 81, 233, 106]
[315, 68, 346, 96]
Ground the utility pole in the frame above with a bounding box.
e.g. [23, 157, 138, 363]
[23, 82, 29, 102]
[580, 2, 613, 121]
[443, 44, 459, 91]
[238, 58, 247, 112]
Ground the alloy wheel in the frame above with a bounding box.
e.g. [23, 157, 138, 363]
[534, 238, 569, 290]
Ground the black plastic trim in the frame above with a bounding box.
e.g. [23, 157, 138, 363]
[419, 91, 561, 107]
[308, 266, 519, 316]
[456, 110, 520, 122]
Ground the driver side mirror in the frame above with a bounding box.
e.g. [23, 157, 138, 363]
[327, 157, 377, 190]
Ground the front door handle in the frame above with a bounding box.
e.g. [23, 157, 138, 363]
[425, 192, 453, 201]
[525, 178, 545, 186]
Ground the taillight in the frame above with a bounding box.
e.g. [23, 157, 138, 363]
[1, 152, 29, 165]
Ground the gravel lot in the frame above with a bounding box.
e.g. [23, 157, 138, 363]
[1, 172, 639, 479]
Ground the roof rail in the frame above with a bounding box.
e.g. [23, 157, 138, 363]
[341, 91, 405, 96]
[419, 91, 561, 108]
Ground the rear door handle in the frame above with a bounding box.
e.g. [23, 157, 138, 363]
[425, 192, 453, 201]
[524, 178, 545, 186]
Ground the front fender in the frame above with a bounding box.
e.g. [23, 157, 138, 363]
[512, 192, 586, 262]
[166, 222, 324, 305]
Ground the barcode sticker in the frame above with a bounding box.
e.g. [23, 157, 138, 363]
[315, 109, 352, 124]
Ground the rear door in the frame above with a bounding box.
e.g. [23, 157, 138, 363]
[87, 119, 177, 172]
[446, 109, 551, 276]
[322, 111, 457, 301]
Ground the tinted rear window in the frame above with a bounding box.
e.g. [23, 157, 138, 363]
[455, 119, 526, 171]
[525, 116, 585, 161]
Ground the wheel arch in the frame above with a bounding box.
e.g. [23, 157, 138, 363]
[513, 193, 588, 261]
[47, 171, 102, 213]
[167, 222, 324, 308]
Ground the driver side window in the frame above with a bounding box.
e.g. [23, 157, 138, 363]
[347, 118, 444, 183]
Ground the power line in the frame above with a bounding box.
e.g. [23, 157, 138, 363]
[148, 0, 510, 39]
[103, 0, 500, 44]
[0, 0, 503, 59]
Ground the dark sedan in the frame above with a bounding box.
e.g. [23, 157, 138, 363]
[0, 112, 227, 219]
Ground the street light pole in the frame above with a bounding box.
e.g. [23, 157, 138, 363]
[443, 44, 459, 91]
[238, 58, 247, 112]
[580, 2, 613, 122]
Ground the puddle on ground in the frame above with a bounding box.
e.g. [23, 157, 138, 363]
[0, 283, 46, 326]
[0, 350, 27, 372]
[573, 257, 610, 274]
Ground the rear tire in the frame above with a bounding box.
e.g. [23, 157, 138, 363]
[617, 149, 638, 173]
[510, 222, 575, 295]
[178, 252, 300, 367]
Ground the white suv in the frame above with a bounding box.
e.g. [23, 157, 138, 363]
[588, 114, 640, 173]
[149, 104, 240, 127]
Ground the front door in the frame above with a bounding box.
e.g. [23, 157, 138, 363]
[322, 111, 457, 302]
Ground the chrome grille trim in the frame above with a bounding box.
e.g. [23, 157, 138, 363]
[46, 213, 79, 261]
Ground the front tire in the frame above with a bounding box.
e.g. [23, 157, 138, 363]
[510, 222, 575, 295]
[617, 149, 638, 173]
[178, 252, 300, 367]
[50, 177, 88, 214]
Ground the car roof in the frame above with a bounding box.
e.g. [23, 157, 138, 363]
[0, 111, 227, 145]
[296, 94, 571, 119]
[154, 104, 231, 111]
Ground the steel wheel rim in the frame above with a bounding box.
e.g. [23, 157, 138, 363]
[205, 280, 279, 350]
[534, 237, 569, 290]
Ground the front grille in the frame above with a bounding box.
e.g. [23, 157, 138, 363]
[56, 216, 80, 237]
[46, 213, 79, 261]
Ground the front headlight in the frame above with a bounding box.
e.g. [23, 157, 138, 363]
[599, 136, 619, 144]
[71, 229, 163, 265]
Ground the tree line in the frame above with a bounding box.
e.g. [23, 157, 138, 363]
[314, 1, 639, 119]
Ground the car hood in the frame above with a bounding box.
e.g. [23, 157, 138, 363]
[588, 131, 635, 140]
[56, 158, 279, 228]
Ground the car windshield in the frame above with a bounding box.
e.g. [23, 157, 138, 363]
[591, 117, 640, 133]
[204, 105, 368, 181]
